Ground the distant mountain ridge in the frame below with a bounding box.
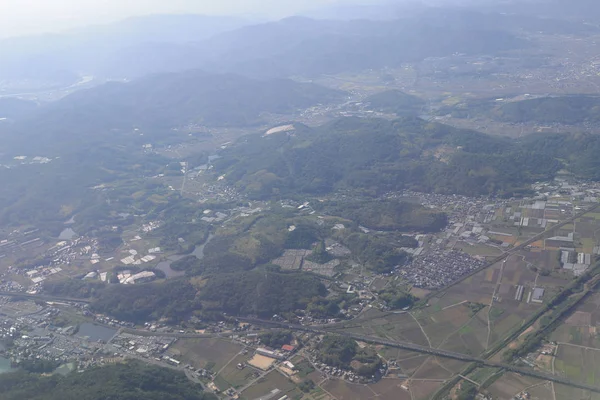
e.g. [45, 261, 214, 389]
[0, 10, 529, 84]
[0, 70, 345, 153]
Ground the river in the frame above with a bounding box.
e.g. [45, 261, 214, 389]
[156, 233, 214, 278]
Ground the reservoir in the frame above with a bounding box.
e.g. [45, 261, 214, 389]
[0, 357, 13, 374]
[58, 228, 77, 240]
[76, 323, 117, 342]
[156, 233, 214, 278]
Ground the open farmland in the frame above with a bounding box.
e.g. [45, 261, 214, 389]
[486, 373, 549, 400]
[170, 338, 243, 372]
[240, 370, 297, 400]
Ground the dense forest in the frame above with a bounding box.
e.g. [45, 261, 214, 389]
[492, 95, 600, 124]
[340, 232, 411, 274]
[439, 95, 600, 125]
[200, 270, 326, 317]
[91, 280, 201, 324]
[0, 361, 216, 400]
[364, 90, 425, 116]
[317, 335, 382, 376]
[214, 117, 562, 198]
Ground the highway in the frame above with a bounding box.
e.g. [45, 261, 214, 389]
[0, 291, 91, 304]
[238, 317, 600, 393]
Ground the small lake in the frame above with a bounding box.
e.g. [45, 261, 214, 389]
[0, 357, 13, 374]
[58, 228, 77, 240]
[156, 257, 186, 278]
[54, 362, 75, 376]
[76, 323, 117, 342]
[192, 233, 214, 259]
[156, 233, 214, 278]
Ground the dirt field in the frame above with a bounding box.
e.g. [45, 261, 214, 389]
[247, 354, 277, 371]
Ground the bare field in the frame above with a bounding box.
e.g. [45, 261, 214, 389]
[321, 379, 377, 400]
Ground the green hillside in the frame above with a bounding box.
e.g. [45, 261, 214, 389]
[214, 117, 562, 198]
[364, 90, 425, 115]
[0, 361, 215, 400]
[492, 95, 600, 124]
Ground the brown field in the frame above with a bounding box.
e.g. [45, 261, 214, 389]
[321, 379, 378, 400]
[487, 373, 545, 400]
[410, 380, 445, 400]
[170, 338, 242, 371]
[397, 355, 430, 376]
[369, 379, 413, 400]
[412, 357, 454, 380]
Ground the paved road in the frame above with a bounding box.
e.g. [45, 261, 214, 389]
[238, 317, 600, 393]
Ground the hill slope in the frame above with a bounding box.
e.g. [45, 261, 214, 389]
[214, 117, 562, 198]
[364, 90, 426, 116]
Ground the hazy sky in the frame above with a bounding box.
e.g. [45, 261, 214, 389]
[0, 0, 359, 38]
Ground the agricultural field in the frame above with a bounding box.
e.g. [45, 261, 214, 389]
[486, 373, 548, 400]
[216, 354, 258, 389]
[240, 370, 299, 400]
[551, 292, 600, 349]
[341, 311, 429, 347]
[554, 383, 600, 400]
[170, 338, 243, 372]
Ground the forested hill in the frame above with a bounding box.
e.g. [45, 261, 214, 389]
[364, 90, 425, 116]
[439, 95, 600, 125]
[49, 71, 344, 129]
[214, 117, 562, 198]
[491, 95, 600, 124]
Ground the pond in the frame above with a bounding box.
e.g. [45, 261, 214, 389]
[156, 233, 214, 278]
[54, 362, 76, 376]
[76, 323, 117, 342]
[0, 357, 13, 374]
[58, 228, 77, 240]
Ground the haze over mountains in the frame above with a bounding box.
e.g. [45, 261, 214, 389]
[0, 6, 534, 85]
